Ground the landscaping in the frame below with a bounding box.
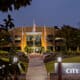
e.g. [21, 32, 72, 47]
[45, 56, 80, 73]
[0, 50, 29, 79]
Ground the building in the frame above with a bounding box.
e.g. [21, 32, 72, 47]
[9, 24, 56, 53]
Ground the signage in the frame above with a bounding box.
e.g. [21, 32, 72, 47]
[55, 63, 80, 74]
[26, 32, 42, 35]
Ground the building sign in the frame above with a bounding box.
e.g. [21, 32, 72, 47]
[26, 32, 42, 35]
[55, 63, 80, 74]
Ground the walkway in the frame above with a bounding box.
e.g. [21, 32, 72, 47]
[26, 54, 48, 80]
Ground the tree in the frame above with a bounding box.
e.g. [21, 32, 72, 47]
[0, 14, 15, 31]
[0, 28, 10, 46]
[54, 26, 59, 29]
[55, 25, 80, 51]
[0, 0, 32, 12]
[0, 14, 15, 49]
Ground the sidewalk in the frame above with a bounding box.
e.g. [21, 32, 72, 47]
[26, 54, 47, 80]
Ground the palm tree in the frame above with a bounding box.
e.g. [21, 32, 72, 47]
[0, 14, 15, 49]
[0, 14, 15, 31]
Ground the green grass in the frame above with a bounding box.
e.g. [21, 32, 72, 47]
[45, 56, 80, 73]
[63, 56, 80, 62]
[0, 50, 9, 62]
[45, 61, 55, 73]
[0, 57, 9, 62]
[0, 50, 8, 54]
[19, 61, 28, 74]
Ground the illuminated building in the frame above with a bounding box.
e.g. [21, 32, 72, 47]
[9, 24, 56, 53]
[0, 23, 60, 53]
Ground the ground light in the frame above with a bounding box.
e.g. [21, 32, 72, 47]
[57, 57, 62, 80]
[57, 57, 62, 62]
[13, 56, 18, 63]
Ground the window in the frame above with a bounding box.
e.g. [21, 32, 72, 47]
[47, 34, 54, 43]
[27, 36, 33, 41]
[27, 41, 33, 46]
[15, 40, 21, 43]
[35, 35, 41, 46]
[26, 35, 42, 47]
[15, 35, 21, 43]
[47, 46, 53, 51]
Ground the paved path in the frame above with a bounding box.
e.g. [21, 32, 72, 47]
[26, 54, 48, 80]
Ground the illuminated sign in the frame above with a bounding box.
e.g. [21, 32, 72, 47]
[26, 32, 42, 35]
[55, 63, 80, 74]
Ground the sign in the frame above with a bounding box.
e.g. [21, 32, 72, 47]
[55, 63, 80, 74]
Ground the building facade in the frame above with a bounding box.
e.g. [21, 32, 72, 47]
[10, 25, 56, 53]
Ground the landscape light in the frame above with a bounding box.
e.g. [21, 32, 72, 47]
[9, 64, 11, 66]
[57, 57, 62, 62]
[13, 56, 18, 63]
[57, 57, 62, 80]
[0, 66, 2, 69]
[2, 65, 5, 68]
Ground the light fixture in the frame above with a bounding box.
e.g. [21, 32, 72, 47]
[57, 57, 62, 62]
[2, 65, 5, 68]
[0, 66, 2, 69]
[13, 56, 18, 63]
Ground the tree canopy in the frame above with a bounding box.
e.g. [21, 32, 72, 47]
[0, 28, 10, 46]
[55, 25, 80, 50]
[0, 0, 32, 12]
[0, 14, 15, 46]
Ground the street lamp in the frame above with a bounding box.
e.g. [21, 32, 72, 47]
[57, 57, 62, 80]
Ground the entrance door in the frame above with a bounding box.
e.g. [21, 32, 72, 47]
[32, 47, 41, 53]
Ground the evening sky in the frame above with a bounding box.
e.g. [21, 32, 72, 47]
[0, 0, 80, 28]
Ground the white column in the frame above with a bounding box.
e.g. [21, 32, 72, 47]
[44, 25, 47, 51]
[22, 27, 24, 51]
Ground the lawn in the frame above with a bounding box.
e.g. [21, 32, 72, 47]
[19, 61, 28, 74]
[0, 50, 8, 54]
[45, 56, 80, 73]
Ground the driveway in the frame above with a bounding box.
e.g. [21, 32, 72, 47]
[26, 54, 47, 80]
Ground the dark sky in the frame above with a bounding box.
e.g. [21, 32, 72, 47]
[0, 0, 80, 28]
